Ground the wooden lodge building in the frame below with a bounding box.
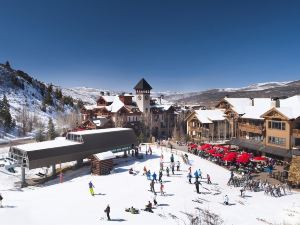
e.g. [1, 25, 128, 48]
[80, 78, 177, 139]
[186, 95, 300, 161]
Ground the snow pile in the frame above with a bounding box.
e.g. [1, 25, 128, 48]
[0, 146, 300, 225]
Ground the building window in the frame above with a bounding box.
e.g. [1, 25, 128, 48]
[268, 120, 286, 130]
[268, 136, 286, 146]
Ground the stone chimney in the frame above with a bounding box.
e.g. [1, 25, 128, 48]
[250, 97, 254, 106]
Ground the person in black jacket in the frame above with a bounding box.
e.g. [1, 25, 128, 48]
[0, 193, 3, 208]
[104, 204, 111, 221]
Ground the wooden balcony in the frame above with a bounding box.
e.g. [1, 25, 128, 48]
[293, 129, 300, 138]
[239, 123, 263, 134]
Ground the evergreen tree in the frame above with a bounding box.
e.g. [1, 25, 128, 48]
[5, 61, 11, 69]
[0, 95, 13, 131]
[36, 128, 45, 142]
[55, 88, 63, 100]
[77, 99, 84, 109]
[47, 118, 56, 140]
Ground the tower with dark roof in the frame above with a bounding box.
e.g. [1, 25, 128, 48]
[134, 78, 152, 113]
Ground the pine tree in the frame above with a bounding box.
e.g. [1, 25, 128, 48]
[0, 95, 13, 131]
[77, 99, 84, 109]
[47, 118, 56, 140]
[36, 128, 45, 142]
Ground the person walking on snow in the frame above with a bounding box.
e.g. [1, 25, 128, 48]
[160, 182, 165, 195]
[177, 161, 180, 171]
[153, 193, 158, 206]
[195, 180, 200, 194]
[171, 163, 175, 175]
[0, 193, 3, 208]
[198, 169, 202, 179]
[150, 180, 155, 193]
[143, 166, 147, 175]
[170, 154, 174, 163]
[227, 171, 234, 185]
[89, 181, 95, 196]
[224, 195, 229, 205]
[194, 170, 199, 182]
[207, 174, 212, 184]
[166, 167, 170, 176]
[187, 172, 192, 184]
[104, 204, 111, 221]
[158, 170, 163, 182]
[152, 172, 157, 182]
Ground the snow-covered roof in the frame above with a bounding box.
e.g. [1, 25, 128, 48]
[102, 96, 115, 103]
[84, 105, 106, 110]
[68, 128, 132, 135]
[14, 139, 81, 152]
[94, 151, 115, 160]
[276, 95, 300, 119]
[242, 98, 273, 120]
[194, 109, 225, 124]
[108, 96, 125, 113]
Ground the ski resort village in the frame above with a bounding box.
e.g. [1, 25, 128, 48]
[2, 1, 300, 225]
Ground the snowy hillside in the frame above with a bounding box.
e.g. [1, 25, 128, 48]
[219, 81, 292, 92]
[0, 62, 79, 139]
[62, 87, 113, 105]
[0, 145, 299, 225]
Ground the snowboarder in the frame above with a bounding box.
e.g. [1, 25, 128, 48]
[166, 167, 170, 176]
[224, 195, 229, 205]
[160, 182, 165, 195]
[104, 204, 111, 220]
[89, 181, 95, 196]
[0, 193, 3, 208]
[158, 170, 163, 182]
[195, 180, 200, 194]
[207, 174, 211, 184]
[187, 172, 192, 184]
[176, 161, 180, 171]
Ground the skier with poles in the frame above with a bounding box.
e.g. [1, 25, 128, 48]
[89, 181, 95, 196]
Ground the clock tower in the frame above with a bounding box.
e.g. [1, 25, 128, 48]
[134, 78, 152, 113]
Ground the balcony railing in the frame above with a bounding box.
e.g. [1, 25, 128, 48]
[239, 123, 263, 134]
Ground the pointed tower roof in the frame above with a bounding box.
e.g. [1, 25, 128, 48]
[134, 78, 152, 90]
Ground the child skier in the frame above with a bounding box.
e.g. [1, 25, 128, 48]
[207, 174, 211, 184]
[104, 204, 111, 220]
[160, 182, 165, 195]
[89, 181, 95, 196]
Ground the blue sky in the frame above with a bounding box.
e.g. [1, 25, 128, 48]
[0, 0, 300, 92]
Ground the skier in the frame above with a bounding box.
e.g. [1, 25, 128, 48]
[195, 180, 200, 194]
[160, 182, 165, 195]
[166, 167, 170, 176]
[104, 204, 111, 221]
[224, 195, 229, 205]
[207, 174, 211, 184]
[188, 166, 192, 174]
[89, 181, 95, 196]
[187, 172, 192, 184]
[176, 161, 180, 171]
[0, 193, 3, 208]
[158, 170, 163, 182]
[240, 187, 245, 197]
[143, 166, 147, 175]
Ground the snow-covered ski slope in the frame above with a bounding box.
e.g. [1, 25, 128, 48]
[0, 145, 300, 225]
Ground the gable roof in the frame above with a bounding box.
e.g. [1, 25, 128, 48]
[134, 78, 152, 90]
[194, 109, 225, 124]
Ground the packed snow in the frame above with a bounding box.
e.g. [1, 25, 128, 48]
[0, 145, 300, 225]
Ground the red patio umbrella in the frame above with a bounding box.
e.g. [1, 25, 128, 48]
[207, 149, 216, 155]
[222, 152, 237, 162]
[237, 153, 250, 164]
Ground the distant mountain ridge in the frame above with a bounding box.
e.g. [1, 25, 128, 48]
[167, 80, 300, 106]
